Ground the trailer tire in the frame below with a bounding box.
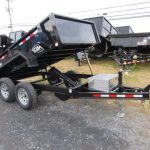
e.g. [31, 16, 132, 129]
[0, 78, 15, 102]
[15, 82, 37, 110]
[64, 70, 81, 88]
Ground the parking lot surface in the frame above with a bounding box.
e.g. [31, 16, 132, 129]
[0, 93, 150, 150]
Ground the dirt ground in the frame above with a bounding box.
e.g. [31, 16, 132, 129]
[0, 58, 150, 150]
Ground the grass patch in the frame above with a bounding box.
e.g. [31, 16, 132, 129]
[53, 57, 150, 88]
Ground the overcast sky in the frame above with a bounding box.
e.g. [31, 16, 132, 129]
[0, 0, 150, 35]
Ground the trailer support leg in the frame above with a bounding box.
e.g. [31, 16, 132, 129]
[118, 70, 123, 91]
[83, 50, 94, 75]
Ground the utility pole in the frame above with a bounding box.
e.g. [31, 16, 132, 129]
[6, 0, 13, 32]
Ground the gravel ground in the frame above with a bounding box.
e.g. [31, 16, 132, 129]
[0, 92, 150, 150]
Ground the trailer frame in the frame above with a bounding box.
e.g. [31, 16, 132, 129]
[29, 66, 150, 102]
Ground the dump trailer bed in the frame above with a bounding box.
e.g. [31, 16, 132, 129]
[84, 16, 118, 58]
[107, 32, 150, 66]
[0, 14, 99, 80]
[116, 26, 134, 34]
[109, 32, 150, 53]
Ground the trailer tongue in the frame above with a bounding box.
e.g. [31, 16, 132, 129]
[0, 13, 149, 110]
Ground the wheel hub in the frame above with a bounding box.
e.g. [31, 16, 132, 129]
[1, 83, 9, 99]
[18, 88, 29, 106]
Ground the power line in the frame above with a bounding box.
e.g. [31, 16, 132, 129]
[108, 14, 150, 20]
[72, 7, 150, 19]
[0, 26, 9, 30]
[0, 24, 12, 29]
[1, 4, 150, 28]
[107, 11, 150, 18]
[103, 6, 150, 15]
[67, 1, 150, 14]
[12, 24, 35, 27]
[72, 10, 150, 19]
[0, 24, 35, 30]
[73, 9, 150, 18]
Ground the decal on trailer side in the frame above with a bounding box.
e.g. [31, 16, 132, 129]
[32, 44, 44, 54]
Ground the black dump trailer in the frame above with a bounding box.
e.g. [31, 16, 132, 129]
[84, 16, 150, 67]
[108, 32, 150, 66]
[84, 16, 118, 58]
[0, 13, 149, 110]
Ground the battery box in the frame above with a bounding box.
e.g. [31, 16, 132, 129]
[88, 74, 118, 92]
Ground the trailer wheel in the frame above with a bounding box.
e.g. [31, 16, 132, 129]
[0, 78, 15, 102]
[64, 70, 81, 87]
[15, 82, 37, 110]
